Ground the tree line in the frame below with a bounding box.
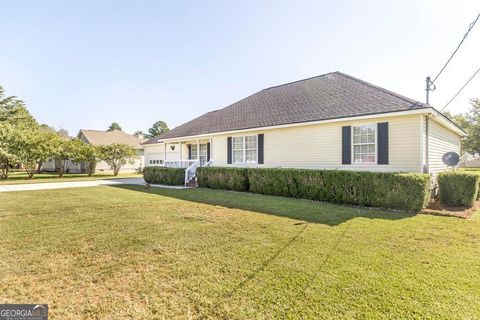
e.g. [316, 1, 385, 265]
[0, 86, 137, 179]
[444, 99, 480, 155]
[107, 120, 170, 139]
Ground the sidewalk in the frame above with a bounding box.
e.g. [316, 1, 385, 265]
[0, 178, 145, 193]
[0, 178, 192, 193]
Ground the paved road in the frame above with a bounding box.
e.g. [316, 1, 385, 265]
[0, 178, 146, 193]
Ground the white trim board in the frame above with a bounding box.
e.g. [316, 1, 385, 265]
[144, 108, 466, 145]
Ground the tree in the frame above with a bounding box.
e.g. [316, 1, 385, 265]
[134, 131, 145, 138]
[444, 99, 480, 154]
[0, 123, 20, 179]
[51, 137, 80, 178]
[58, 128, 69, 137]
[0, 86, 38, 128]
[98, 143, 137, 176]
[107, 122, 122, 132]
[147, 120, 169, 138]
[463, 99, 480, 154]
[70, 141, 99, 176]
[15, 128, 59, 179]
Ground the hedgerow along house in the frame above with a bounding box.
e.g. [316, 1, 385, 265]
[142, 72, 465, 185]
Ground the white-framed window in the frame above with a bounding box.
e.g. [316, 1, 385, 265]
[149, 159, 163, 165]
[191, 144, 198, 160]
[352, 125, 376, 164]
[232, 135, 257, 163]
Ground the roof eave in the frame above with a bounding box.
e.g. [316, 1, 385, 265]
[144, 108, 441, 145]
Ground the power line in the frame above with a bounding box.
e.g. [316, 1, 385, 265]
[431, 12, 480, 84]
[440, 64, 480, 111]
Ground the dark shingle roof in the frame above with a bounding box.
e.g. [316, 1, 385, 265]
[144, 71, 428, 143]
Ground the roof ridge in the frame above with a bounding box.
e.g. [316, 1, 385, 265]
[335, 72, 425, 108]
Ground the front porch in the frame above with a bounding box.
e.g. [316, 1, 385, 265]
[146, 138, 213, 185]
[162, 138, 212, 167]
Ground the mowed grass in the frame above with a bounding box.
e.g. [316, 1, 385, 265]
[0, 171, 141, 185]
[0, 186, 479, 319]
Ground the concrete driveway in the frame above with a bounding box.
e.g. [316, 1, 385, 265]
[0, 178, 145, 193]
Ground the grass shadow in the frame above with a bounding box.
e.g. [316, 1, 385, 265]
[109, 184, 415, 226]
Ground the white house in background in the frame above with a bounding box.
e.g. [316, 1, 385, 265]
[43, 129, 146, 174]
[458, 153, 480, 168]
[142, 72, 466, 185]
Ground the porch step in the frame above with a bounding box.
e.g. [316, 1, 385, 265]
[186, 178, 197, 188]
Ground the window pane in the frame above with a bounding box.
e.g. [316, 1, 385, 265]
[246, 150, 257, 162]
[233, 150, 243, 163]
[367, 126, 375, 134]
[360, 135, 368, 143]
[368, 134, 375, 143]
[353, 135, 360, 143]
[368, 144, 375, 153]
[245, 136, 257, 149]
[232, 137, 243, 150]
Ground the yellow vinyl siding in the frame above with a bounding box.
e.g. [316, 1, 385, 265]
[427, 119, 461, 176]
[212, 114, 422, 172]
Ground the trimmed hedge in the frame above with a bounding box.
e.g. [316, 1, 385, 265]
[197, 167, 431, 212]
[437, 172, 480, 207]
[143, 167, 185, 185]
[248, 168, 430, 212]
[196, 167, 249, 191]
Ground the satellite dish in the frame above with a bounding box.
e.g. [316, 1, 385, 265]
[442, 152, 460, 167]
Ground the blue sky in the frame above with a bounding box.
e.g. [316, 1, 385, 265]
[1, 0, 479, 135]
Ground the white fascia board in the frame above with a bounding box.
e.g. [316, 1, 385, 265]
[428, 108, 467, 137]
[146, 108, 447, 144]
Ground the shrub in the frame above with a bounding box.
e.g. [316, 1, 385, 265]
[143, 167, 185, 185]
[196, 167, 249, 191]
[197, 167, 430, 212]
[437, 172, 480, 207]
[248, 168, 430, 212]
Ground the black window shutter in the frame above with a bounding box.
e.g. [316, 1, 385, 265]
[258, 134, 264, 164]
[227, 137, 232, 164]
[207, 142, 211, 161]
[187, 144, 192, 160]
[377, 122, 389, 165]
[342, 126, 351, 165]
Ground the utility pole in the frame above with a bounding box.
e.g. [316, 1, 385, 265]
[425, 76, 435, 105]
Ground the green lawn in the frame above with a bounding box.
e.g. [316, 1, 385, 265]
[0, 186, 479, 319]
[0, 171, 141, 185]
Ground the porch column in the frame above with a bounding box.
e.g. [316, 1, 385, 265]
[164, 143, 167, 165]
[197, 139, 200, 160]
[209, 137, 213, 161]
[179, 142, 182, 160]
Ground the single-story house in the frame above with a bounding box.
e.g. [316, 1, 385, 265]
[43, 129, 146, 174]
[142, 72, 466, 184]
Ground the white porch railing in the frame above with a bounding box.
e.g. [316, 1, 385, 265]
[203, 160, 213, 167]
[184, 160, 199, 186]
[163, 159, 213, 186]
[164, 160, 197, 168]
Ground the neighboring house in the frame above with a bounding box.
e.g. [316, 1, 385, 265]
[142, 72, 466, 184]
[43, 129, 146, 174]
[458, 153, 480, 168]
